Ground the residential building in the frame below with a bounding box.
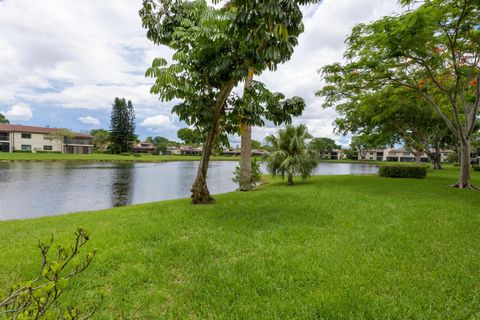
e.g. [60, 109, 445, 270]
[0, 124, 93, 154]
[358, 147, 454, 163]
[131, 142, 156, 154]
[320, 149, 344, 160]
[220, 148, 269, 157]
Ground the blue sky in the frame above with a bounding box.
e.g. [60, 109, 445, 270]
[0, 0, 404, 146]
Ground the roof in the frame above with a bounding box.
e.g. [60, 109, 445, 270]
[0, 123, 92, 138]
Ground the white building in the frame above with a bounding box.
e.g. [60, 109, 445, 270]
[0, 124, 93, 154]
[358, 148, 453, 163]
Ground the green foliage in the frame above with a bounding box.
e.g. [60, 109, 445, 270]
[13, 150, 32, 153]
[379, 165, 428, 179]
[177, 128, 203, 145]
[472, 165, 480, 172]
[90, 129, 110, 152]
[265, 124, 318, 185]
[309, 137, 339, 157]
[0, 228, 99, 319]
[47, 129, 75, 141]
[232, 158, 261, 187]
[446, 151, 459, 164]
[0, 113, 9, 124]
[110, 98, 135, 154]
[318, 0, 480, 186]
[36, 151, 62, 154]
[251, 140, 262, 150]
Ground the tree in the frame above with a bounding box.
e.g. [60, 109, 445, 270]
[319, 0, 480, 188]
[309, 137, 339, 158]
[110, 98, 135, 154]
[177, 128, 202, 145]
[318, 85, 453, 169]
[251, 139, 262, 150]
[264, 124, 318, 185]
[0, 113, 9, 124]
[140, 0, 307, 203]
[90, 129, 110, 152]
[220, 0, 322, 192]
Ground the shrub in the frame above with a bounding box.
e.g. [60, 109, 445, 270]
[119, 152, 133, 156]
[133, 153, 141, 157]
[0, 228, 101, 319]
[473, 165, 480, 172]
[36, 151, 62, 154]
[453, 163, 461, 167]
[233, 158, 262, 188]
[13, 150, 32, 153]
[379, 165, 428, 179]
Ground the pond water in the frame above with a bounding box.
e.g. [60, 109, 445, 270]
[0, 161, 378, 220]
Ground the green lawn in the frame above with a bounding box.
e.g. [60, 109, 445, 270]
[0, 152, 238, 162]
[1, 168, 480, 319]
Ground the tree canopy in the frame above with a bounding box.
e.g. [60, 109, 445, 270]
[319, 0, 480, 188]
[0, 113, 9, 124]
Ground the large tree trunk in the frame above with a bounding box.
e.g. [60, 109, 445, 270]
[191, 81, 235, 204]
[239, 68, 255, 191]
[453, 139, 476, 189]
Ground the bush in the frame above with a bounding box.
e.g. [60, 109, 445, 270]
[13, 150, 32, 153]
[36, 151, 62, 154]
[119, 152, 133, 156]
[133, 153, 141, 157]
[232, 158, 262, 188]
[379, 165, 428, 179]
[453, 163, 461, 167]
[473, 165, 480, 172]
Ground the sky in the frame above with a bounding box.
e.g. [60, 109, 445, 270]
[0, 0, 406, 146]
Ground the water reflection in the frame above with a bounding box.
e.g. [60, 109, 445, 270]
[111, 163, 135, 207]
[0, 161, 378, 220]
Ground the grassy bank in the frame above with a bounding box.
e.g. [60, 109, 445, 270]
[0, 153, 238, 162]
[1, 168, 479, 319]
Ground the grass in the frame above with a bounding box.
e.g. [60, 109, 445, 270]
[0, 152, 238, 162]
[1, 168, 480, 319]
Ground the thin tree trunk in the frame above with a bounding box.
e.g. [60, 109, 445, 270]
[191, 81, 235, 204]
[287, 174, 294, 186]
[239, 68, 255, 191]
[452, 139, 476, 189]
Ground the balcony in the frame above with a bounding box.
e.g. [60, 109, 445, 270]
[65, 138, 93, 146]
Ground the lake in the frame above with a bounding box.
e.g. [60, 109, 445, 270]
[0, 161, 378, 220]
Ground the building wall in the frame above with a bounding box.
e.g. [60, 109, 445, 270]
[11, 132, 63, 152]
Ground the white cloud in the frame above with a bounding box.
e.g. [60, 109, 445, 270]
[4, 103, 33, 121]
[140, 115, 175, 128]
[0, 0, 406, 142]
[78, 116, 100, 125]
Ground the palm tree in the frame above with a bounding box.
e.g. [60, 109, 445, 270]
[265, 124, 318, 185]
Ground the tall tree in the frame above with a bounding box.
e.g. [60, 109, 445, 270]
[140, 0, 307, 203]
[219, 0, 322, 192]
[177, 128, 203, 145]
[265, 124, 318, 186]
[319, 0, 480, 188]
[309, 137, 339, 158]
[110, 98, 135, 154]
[0, 113, 8, 124]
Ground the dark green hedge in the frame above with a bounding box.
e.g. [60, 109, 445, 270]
[473, 165, 480, 172]
[36, 151, 62, 154]
[13, 150, 32, 153]
[379, 165, 428, 179]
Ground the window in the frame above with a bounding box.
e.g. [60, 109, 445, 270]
[43, 145, 53, 151]
[21, 144, 32, 151]
[0, 132, 9, 141]
[21, 133, 32, 139]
